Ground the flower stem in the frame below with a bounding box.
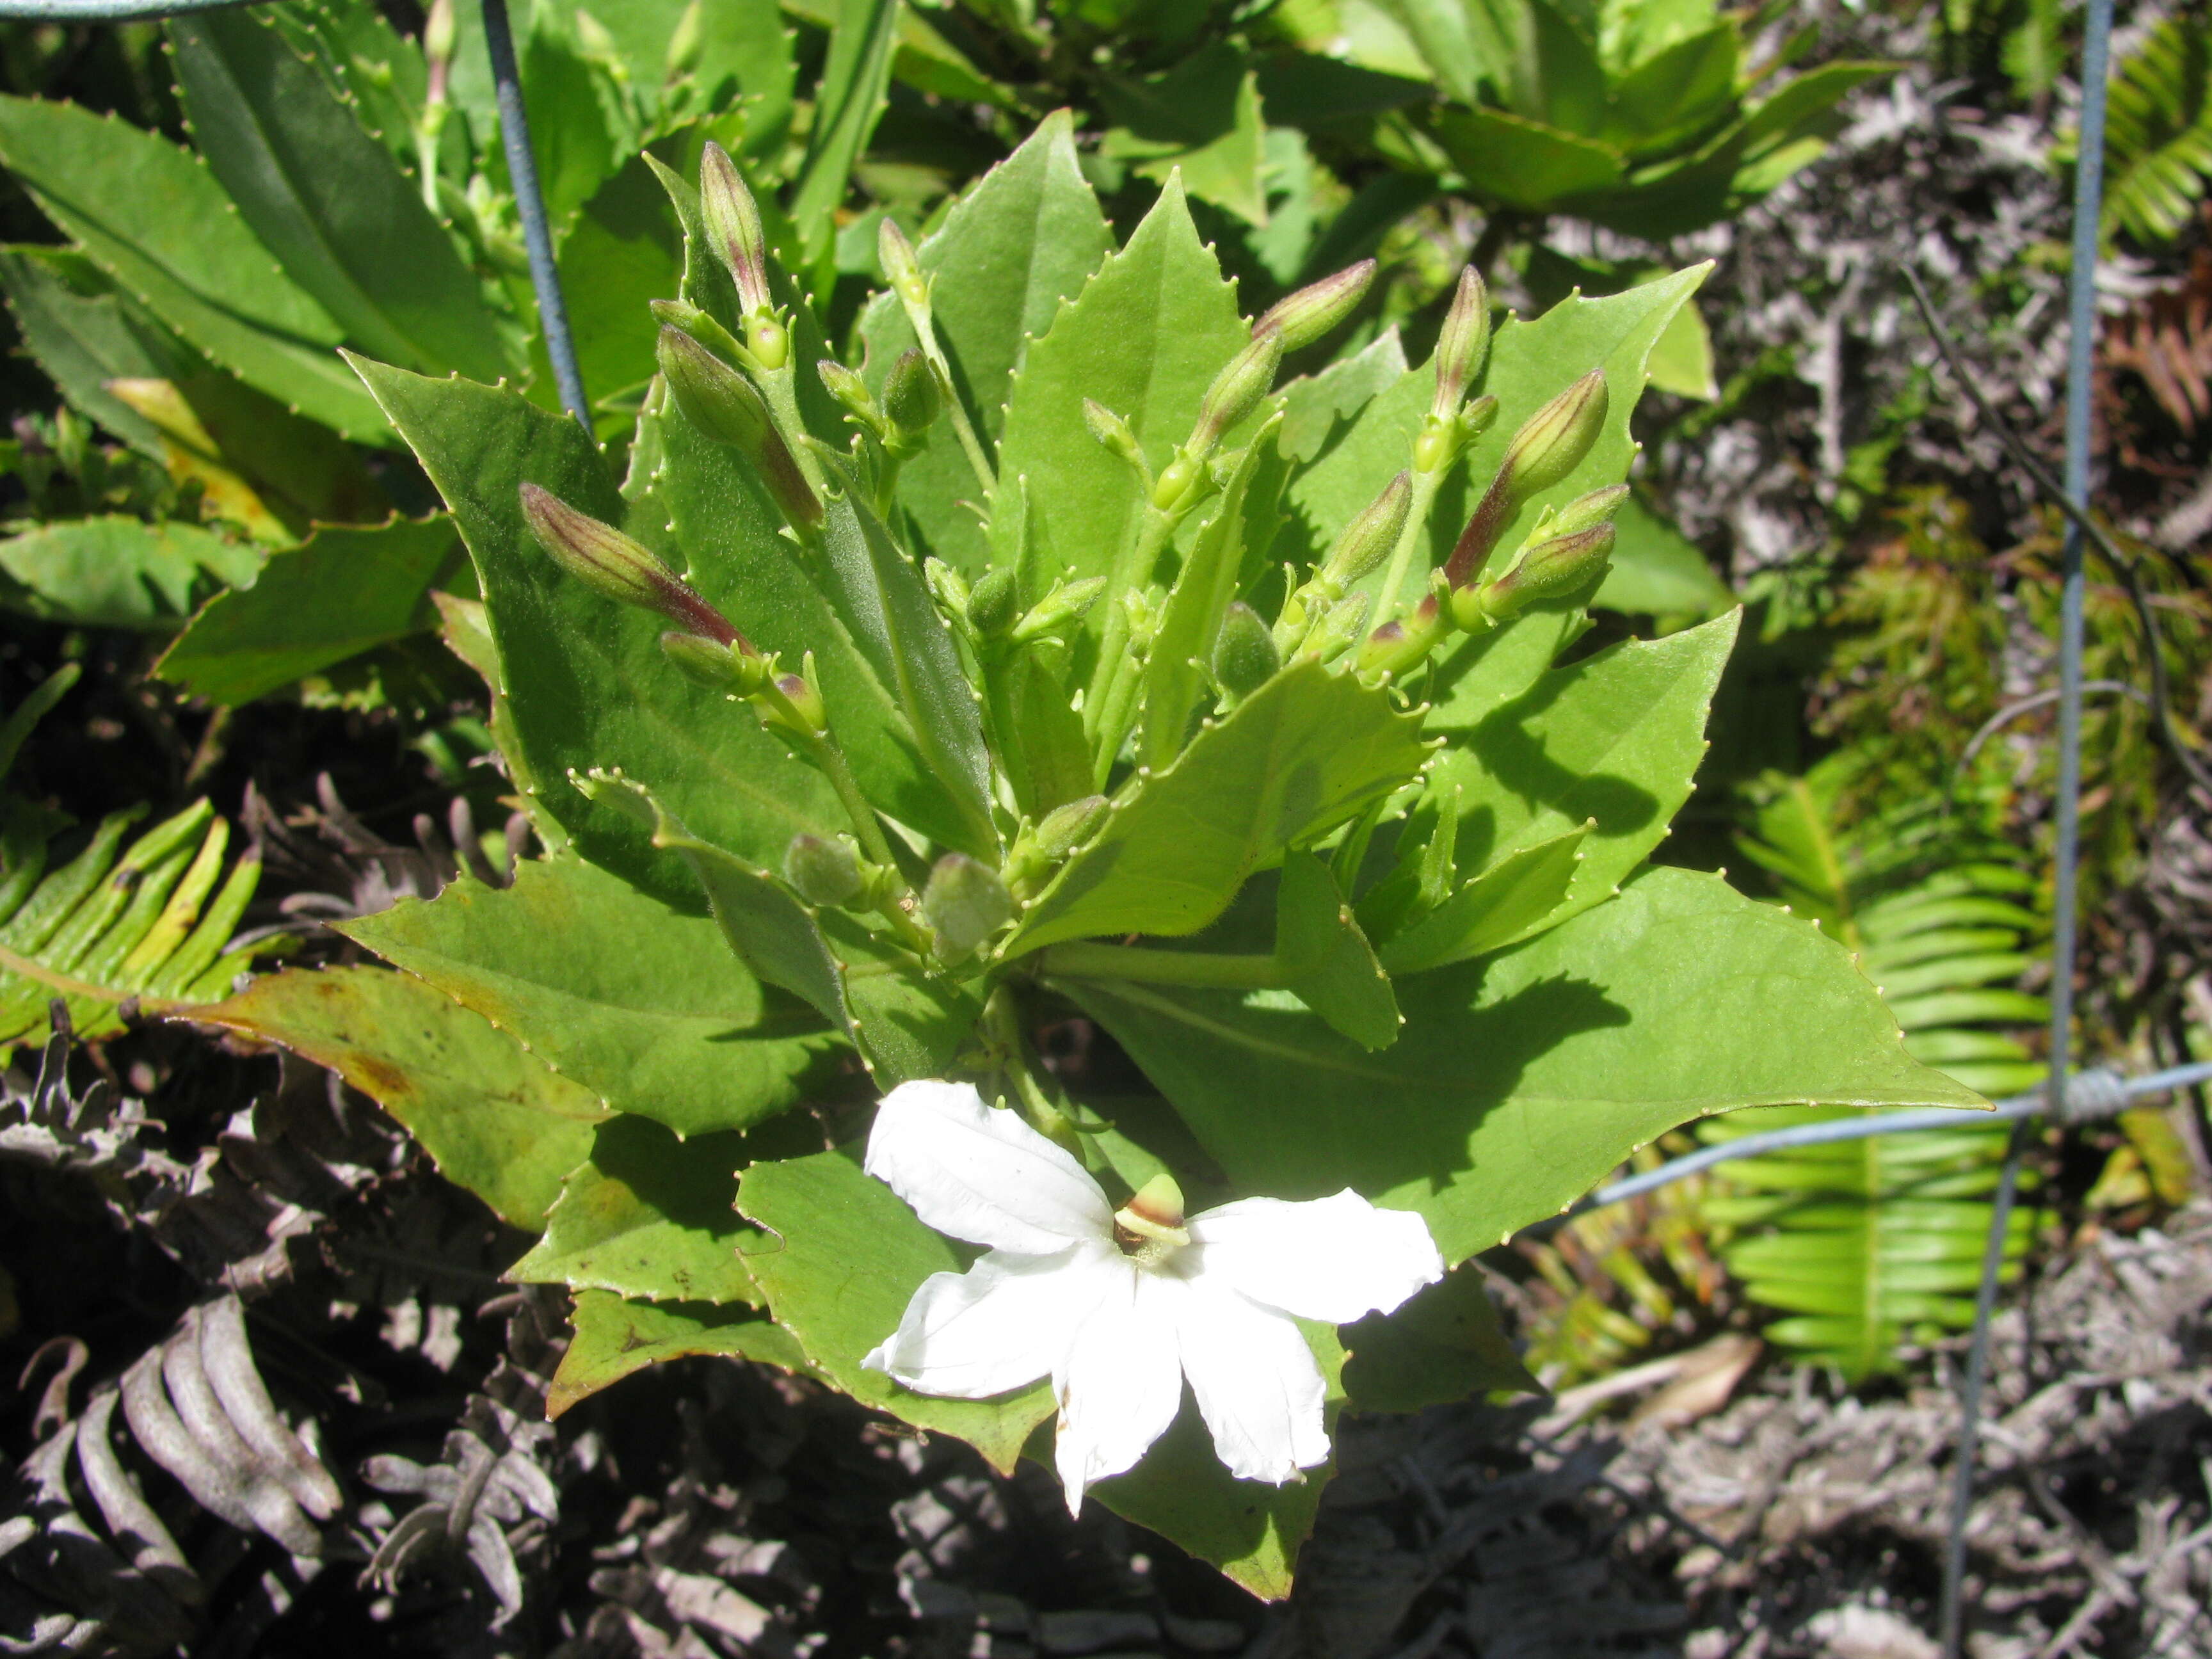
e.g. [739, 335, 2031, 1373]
[1085, 506, 1177, 784]
[1036, 942, 1285, 990]
[981, 984, 1080, 1151]
[897, 295, 996, 498]
[1372, 464, 1445, 625]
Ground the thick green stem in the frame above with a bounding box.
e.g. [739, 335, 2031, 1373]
[1084, 506, 1177, 781]
[765, 697, 931, 956]
[981, 984, 1080, 1151]
[1373, 465, 1446, 625]
[757, 363, 826, 495]
[1038, 941, 1285, 990]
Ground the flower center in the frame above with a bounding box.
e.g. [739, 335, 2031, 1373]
[1112, 1173, 1189, 1263]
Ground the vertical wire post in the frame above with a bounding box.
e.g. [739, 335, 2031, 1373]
[1937, 1, 2113, 1651]
[479, 0, 590, 429]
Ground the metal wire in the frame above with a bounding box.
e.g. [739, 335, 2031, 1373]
[1940, 0, 2115, 1649]
[1571, 1059, 2212, 1213]
[0, 0, 239, 15]
[478, 0, 589, 428]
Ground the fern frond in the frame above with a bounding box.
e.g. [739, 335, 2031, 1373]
[2099, 15, 2212, 245]
[1704, 760, 2046, 1377]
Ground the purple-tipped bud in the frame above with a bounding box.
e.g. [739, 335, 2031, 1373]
[1431, 267, 1491, 419]
[922, 853, 1011, 959]
[783, 833, 864, 907]
[1466, 524, 1615, 625]
[1254, 259, 1377, 353]
[1500, 370, 1608, 503]
[879, 218, 928, 310]
[519, 483, 744, 646]
[656, 328, 822, 534]
[700, 142, 770, 317]
[763, 669, 826, 735]
[1355, 597, 1447, 678]
[1319, 471, 1413, 593]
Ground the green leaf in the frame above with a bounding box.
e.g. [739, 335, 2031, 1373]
[355, 357, 842, 901]
[266, 0, 428, 172]
[856, 111, 1113, 576]
[1276, 330, 1409, 466]
[818, 490, 996, 853]
[1378, 824, 1589, 974]
[1004, 659, 1430, 956]
[1426, 609, 1738, 931]
[1086, 1322, 1343, 1601]
[519, 7, 630, 233]
[189, 965, 605, 1229]
[1599, 24, 1737, 156]
[1338, 1265, 1537, 1412]
[548, 1292, 812, 1419]
[509, 1115, 764, 1305]
[1139, 419, 1279, 774]
[650, 405, 988, 854]
[167, 9, 516, 382]
[550, 156, 685, 434]
[789, 0, 898, 264]
[0, 517, 262, 631]
[1429, 107, 1626, 209]
[339, 852, 840, 1138]
[579, 772, 975, 1088]
[2099, 16, 2212, 244]
[1287, 268, 1707, 629]
[0, 96, 387, 442]
[155, 515, 460, 703]
[1277, 852, 1399, 1050]
[1070, 866, 1988, 1267]
[992, 176, 1248, 672]
[1593, 495, 1733, 616]
[737, 1145, 1055, 1473]
[0, 246, 192, 454]
[1099, 45, 1271, 227]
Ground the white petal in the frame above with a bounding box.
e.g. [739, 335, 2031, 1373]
[863, 1243, 1112, 1399]
[1176, 1284, 1329, 1485]
[864, 1079, 1112, 1253]
[1052, 1260, 1185, 1515]
[1186, 1190, 1443, 1324]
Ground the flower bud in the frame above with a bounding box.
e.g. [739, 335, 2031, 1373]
[1469, 523, 1615, 624]
[762, 668, 827, 736]
[656, 328, 822, 535]
[1431, 267, 1490, 419]
[922, 853, 1011, 959]
[520, 483, 744, 646]
[1253, 259, 1377, 353]
[1319, 471, 1412, 594]
[1498, 371, 1608, 503]
[783, 833, 864, 907]
[1150, 453, 1203, 513]
[1302, 591, 1370, 665]
[879, 218, 929, 310]
[700, 141, 770, 319]
[423, 0, 456, 67]
[659, 630, 769, 691]
[1011, 576, 1105, 644]
[1356, 597, 1447, 679]
[817, 358, 881, 428]
[1211, 601, 1279, 699]
[1121, 585, 1162, 653]
[966, 566, 1018, 639]
[651, 298, 746, 366]
[881, 348, 940, 445]
[1084, 399, 1143, 469]
[1546, 483, 1630, 537]
[664, 0, 705, 78]
[1192, 330, 1284, 454]
[1005, 793, 1109, 892]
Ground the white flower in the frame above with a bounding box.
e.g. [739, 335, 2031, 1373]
[860, 1078, 1444, 1514]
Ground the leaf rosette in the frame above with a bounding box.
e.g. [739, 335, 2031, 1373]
[212, 116, 1983, 1594]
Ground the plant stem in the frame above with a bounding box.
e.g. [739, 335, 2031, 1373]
[1037, 941, 1285, 990]
[1373, 465, 1445, 625]
[758, 362, 826, 494]
[897, 293, 997, 498]
[981, 984, 1080, 1151]
[1084, 506, 1178, 783]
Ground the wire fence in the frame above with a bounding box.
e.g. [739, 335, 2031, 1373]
[0, 1, 2152, 1650]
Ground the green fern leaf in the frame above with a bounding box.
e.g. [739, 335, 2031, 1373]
[2099, 17, 2212, 245]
